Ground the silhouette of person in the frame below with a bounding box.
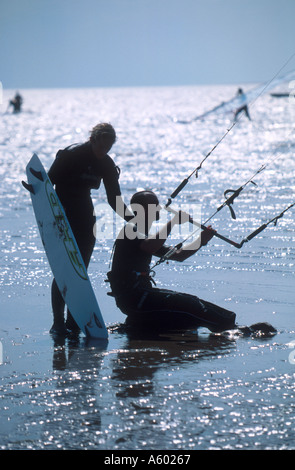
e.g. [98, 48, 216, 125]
[108, 190, 237, 333]
[9, 91, 23, 113]
[48, 123, 133, 335]
[234, 88, 251, 121]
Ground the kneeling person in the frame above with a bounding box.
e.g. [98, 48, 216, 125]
[108, 191, 236, 332]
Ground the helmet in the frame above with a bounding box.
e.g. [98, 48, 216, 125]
[130, 190, 159, 209]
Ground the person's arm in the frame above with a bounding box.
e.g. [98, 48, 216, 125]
[140, 214, 181, 254]
[102, 159, 134, 221]
[113, 194, 134, 221]
[169, 226, 215, 262]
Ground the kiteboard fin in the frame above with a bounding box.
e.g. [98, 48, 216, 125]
[22, 180, 35, 194]
[30, 167, 44, 181]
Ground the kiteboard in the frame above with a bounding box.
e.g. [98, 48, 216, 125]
[22, 153, 108, 340]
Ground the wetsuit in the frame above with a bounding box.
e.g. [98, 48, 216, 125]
[10, 94, 23, 113]
[108, 224, 236, 332]
[48, 141, 123, 328]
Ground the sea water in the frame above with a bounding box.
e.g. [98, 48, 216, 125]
[0, 85, 294, 450]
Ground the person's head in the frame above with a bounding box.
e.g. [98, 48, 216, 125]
[130, 190, 161, 230]
[90, 123, 116, 158]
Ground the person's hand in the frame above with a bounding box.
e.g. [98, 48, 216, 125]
[201, 225, 216, 246]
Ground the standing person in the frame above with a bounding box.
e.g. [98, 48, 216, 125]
[48, 123, 133, 335]
[8, 91, 23, 113]
[234, 88, 251, 121]
[107, 190, 237, 332]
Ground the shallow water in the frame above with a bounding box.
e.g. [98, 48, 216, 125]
[0, 85, 295, 450]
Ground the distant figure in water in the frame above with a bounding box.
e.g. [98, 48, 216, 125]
[234, 88, 251, 122]
[9, 91, 23, 113]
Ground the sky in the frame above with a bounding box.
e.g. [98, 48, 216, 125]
[1, 0, 295, 90]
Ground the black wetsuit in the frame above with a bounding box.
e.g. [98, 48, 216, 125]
[10, 94, 23, 113]
[108, 225, 236, 332]
[48, 141, 122, 328]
